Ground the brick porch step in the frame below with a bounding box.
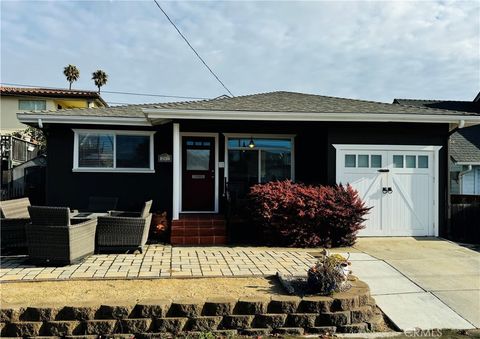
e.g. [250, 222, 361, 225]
[171, 214, 227, 245]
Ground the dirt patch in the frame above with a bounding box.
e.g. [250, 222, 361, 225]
[1, 277, 284, 307]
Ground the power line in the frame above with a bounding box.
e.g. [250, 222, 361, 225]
[0, 82, 211, 100]
[152, 0, 234, 97]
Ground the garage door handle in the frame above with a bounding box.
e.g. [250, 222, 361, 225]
[378, 169, 389, 173]
[382, 187, 388, 194]
[387, 187, 393, 194]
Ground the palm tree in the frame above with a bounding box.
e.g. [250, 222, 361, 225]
[92, 70, 108, 93]
[63, 64, 80, 90]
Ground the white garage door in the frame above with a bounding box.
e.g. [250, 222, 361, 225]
[335, 145, 440, 236]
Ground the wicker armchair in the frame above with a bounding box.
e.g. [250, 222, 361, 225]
[0, 197, 30, 250]
[96, 200, 153, 253]
[26, 206, 97, 266]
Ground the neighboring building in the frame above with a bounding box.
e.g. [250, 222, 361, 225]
[394, 94, 480, 195]
[17, 91, 480, 243]
[450, 126, 480, 195]
[0, 86, 107, 133]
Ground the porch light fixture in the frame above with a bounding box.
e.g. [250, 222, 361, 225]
[248, 137, 255, 148]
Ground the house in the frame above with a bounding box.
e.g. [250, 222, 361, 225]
[0, 86, 107, 133]
[449, 126, 480, 195]
[16, 91, 480, 244]
[394, 95, 480, 195]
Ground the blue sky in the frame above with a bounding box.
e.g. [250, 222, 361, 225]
[1, 0, 479, 105]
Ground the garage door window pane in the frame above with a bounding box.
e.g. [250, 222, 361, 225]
[418, 156, 428, 168]
[406, 155, 416, 168]
[371, 155, 382, 168]
[358, 155, 369, 168]
[393, 155, 404, 168]
[345, 154, 356, 168]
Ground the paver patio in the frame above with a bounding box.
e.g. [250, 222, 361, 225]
[0, 245, 318, 282]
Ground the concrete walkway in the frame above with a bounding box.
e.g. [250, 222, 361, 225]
[348, 237, 479, 331]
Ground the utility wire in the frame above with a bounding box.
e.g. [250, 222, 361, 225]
[152, 0, 234, 97]
[0, 82, 210, 100]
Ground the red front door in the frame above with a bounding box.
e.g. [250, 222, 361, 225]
[182, 136, 215, 211]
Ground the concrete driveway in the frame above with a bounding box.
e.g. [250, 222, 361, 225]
[342, 237, 479, 331]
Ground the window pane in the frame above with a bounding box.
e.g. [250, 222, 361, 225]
[371, 155, 382, 168]
[406, 155, 416, 168]
[116, 135, 150, 168]
[228, 150, 259, 197]
[78, 133, 114, 168]
[19, 100, 46, 111]
[261, 150, 291, 183]
[418, 155, 428, 168]
[393, 155, 404, 168]
[358, 155, 369, 168]
[186, 149, 210, 170]
[345, 154, 356, 168]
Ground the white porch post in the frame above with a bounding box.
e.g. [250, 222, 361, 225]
[172, 123, 180, 220]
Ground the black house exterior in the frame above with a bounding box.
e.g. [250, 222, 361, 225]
[18, 91, 480, 241]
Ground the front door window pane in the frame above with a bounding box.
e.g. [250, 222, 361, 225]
[358, 155, 369, 168]
[406, 155, 416, 168]
[78, 133, 114, 168]
[261, 150, 291, 183]
[186, 149, 210, 170]
[393, 155, 404, 168]
[116, 135, 150, 168]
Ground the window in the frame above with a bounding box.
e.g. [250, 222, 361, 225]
[186, 149, 210, 170]
[393, 155, 404, 168]
[345, 154, 382, 168]
[418, 156, 428, 168]
[226, 136, 293, 190]
[73, 130, 154, 172]
[19, 100, 46, 111]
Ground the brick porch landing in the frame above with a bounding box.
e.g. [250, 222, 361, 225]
[171, 214, 227, 245]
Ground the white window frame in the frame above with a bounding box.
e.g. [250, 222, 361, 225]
[72, 129, 155, 173]
[223, 133, 296, 183]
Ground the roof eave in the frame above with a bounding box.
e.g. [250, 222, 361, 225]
[144, 109, 480, 125]
[17, 113, 151, 127]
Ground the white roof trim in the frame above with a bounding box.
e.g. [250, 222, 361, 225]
[17, 110, 480, 126]
[17, 113, 152, 126]
[144, 109, 480, 124]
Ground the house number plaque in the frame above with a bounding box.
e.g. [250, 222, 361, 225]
[158, 153, 172, 163]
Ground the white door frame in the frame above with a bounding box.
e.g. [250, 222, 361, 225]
[333, 144, 442, 236]
[176, 131, 219, 215]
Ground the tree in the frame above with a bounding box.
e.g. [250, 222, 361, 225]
[63, 64, 80, 90]
[92, 70, 108, 93]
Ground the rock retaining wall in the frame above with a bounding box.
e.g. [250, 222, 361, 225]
[1, 280, 383, 337]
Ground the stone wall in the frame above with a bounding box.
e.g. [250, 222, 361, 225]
[1, 280, 383, 337]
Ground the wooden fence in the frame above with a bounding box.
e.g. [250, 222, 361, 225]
[450, 194, 480, 244]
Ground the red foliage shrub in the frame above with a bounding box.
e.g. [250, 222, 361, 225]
[247, 180, 371, 247]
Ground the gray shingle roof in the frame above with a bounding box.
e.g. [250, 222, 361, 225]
[450, 126, 480, 163]
[19, 91, 480, 118]
[394, 99, 480, 114]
